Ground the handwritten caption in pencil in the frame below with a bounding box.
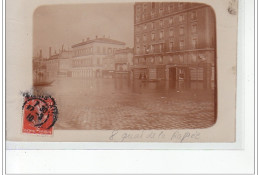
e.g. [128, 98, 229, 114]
[109, 130, 200, 142]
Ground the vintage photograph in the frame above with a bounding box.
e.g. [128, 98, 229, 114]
[32, 2, 217, 130]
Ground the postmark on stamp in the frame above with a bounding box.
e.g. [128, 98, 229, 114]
[22, 93, 58, 135]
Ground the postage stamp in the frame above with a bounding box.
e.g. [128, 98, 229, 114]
[22, 93, 58, 135]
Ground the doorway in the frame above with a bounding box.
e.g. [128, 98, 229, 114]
[169, 67, 177, 81]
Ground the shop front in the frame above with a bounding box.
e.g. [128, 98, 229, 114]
[166, 65, 191, 82]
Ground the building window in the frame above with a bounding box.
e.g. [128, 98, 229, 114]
[160, 20, 163, 27]
[151, 10, 155, 17]
[178, 2, 184, 9]
[136, 15, 140, 21]
[160, 31, 164, 39]
[113, 48, 117, 53]
[191, 23, 197, 33]
[159, 8, 163, 15]
[133, 58, 137, 64]
[180, 40, 185, 49]
[170, 56, 173, 62]
[169, 28, 174, 36]
[167, 5, 171, 11]
[97, 58, 100, 65]
[159, 44, 164, 52]
[136, 47, 140, 54]
[143, 4, 147, 12]
[159, 56, 163, 63]
[169, 17, 173, 25]
[179, 55, 184, 63]
[97, 46, 100, 53]
[151, 33, 155, 41]
[135, 26, 139, 32]
[170, 4, 174, 10]
[136, 5, 141, 12]
[152, 2, 155, 10]
[143, 45, 146, 54]
[136, 36, 140, 42]
[151, 22, 155, 29]
[103, 47, 106, 54]
[169, 41, 174, 51]
[151, 57, 155, 64]
[179, 26, 184, 35]
[140, 57, 145, 63]
[191, 11, 197, 20]
[144, 24, 147, 30]
[143, 34, 147, 41]
[151, 45, 155, 53]
[192, 37, 198, 49]
[108, 48, 112, 54]
[179, 14, 184, 22]
[192, 54, 197, 63]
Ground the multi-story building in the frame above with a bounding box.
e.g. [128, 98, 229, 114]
[71, 36, 125, 78]
[45, 48, 72, 79]
[133, 2, 216, 87]
[102, 55, 115, 78]
[114, 47, 133, 79]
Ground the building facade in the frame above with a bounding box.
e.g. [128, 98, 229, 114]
[45, 49, 72, 80]
[102, 54, 115, 78]
[71, 36, 125, 78]
[33, 57, 48, 83]
[133, 2, 216, 87]
[114, 47, 133, 79]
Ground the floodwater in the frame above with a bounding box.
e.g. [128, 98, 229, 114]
[34, 77, 216, 130]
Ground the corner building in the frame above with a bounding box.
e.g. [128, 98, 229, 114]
[71, 37, 125, 78]
[133, 2, 216, 87]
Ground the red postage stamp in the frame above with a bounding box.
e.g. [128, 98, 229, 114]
[22, 94, 58, 135]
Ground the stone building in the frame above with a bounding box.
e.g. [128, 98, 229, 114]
[102, 55, 115, 78]
[71, 36, 125, 78]
[45, 48, 72, 79]
[133, 2, 216, 87]
[114, 47, 133, 79]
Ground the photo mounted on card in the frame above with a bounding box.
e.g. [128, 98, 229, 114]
[6, 0, 238, 143]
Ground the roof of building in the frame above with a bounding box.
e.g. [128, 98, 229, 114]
[71, 37, 126, 48]
[48, 50, 72, 60]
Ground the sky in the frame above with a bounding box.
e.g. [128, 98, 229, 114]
[33, 3, 134, 58]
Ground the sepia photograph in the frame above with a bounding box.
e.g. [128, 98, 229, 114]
[6, 0, 238, 142]
[32, 2, 217, 130]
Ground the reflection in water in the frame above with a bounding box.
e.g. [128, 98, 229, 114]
[34, 77, 216, 130]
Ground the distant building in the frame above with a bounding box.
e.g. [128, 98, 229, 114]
[33, 56, 47, 83]
[102, 55, 115, 78]
[45, 48, 72, 80]
[71, 36, 125, 78]
[133, 2, 216, 87]
[114, 47, 133, 79]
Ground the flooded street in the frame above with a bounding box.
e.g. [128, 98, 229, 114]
[35, 78, 216, 130]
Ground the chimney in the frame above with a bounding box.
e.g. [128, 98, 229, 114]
[87, 37, 89, 40]
[103, 35, 105, 38]
[49, 47, 52, 58]
[82, 39, 85, 42]
[55, 50, 57, 54]
[96, 35, 98, 39]
[62, 44, 64, 51]
[39, 49, 42, 58]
